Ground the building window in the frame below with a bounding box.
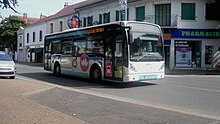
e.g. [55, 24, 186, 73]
[116, 10, 120, 21]
[83, 17, 87, 27]
[206, 2, 220, 20]
[136, 6, 145, 21]
[19, 35, 22, 47]
[103, 12, 110, 23]
[33, 32, 35, 42]
[181, 3, 195, 20]
[87, 16, 93, 26]
[59, 21, 63, 31]
[155, 4, 171, 26]
[116, 10, 129, 21]
[27, 33, 29, 43]
[39, 30, 42, 42]
[99, 14, 103, 24]
[50, 23, 53, 33]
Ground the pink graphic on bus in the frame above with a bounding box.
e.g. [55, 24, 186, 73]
[105, 63, 112, 77]
[80, 53, 89, 72]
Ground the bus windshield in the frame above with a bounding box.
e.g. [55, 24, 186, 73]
[130, 32, 163, 61]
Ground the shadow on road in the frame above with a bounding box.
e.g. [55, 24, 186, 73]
[18, 72, 157, 89]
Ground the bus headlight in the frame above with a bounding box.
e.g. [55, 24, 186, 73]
[130, 63, 137, 72]
[159, 63, 165, 70]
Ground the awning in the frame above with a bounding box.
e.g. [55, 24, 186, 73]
[29, 48, 43, 53]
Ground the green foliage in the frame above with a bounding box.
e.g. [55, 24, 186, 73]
[0, 0, 18, 13]
[0, 16, 27, 51]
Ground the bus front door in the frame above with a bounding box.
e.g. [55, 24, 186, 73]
[104, 30, 123, 81]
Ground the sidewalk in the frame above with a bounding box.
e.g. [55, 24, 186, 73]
[0, 78, 89, 124]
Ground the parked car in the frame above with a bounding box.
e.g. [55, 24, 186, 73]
[0, 51, 16, 79]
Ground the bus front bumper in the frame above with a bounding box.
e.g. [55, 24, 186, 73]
[124, 73, 164, 82]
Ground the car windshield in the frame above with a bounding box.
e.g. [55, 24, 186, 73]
[130, 32, 163, 61]
[0, 53, 13, 61]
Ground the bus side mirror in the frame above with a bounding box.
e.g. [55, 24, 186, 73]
[128, 30, 133, 44]
[124, 26, 132, 44]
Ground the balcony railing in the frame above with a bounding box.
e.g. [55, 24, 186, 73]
[145, 14, 178, 27]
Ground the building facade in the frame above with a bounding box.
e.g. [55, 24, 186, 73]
[17, 27, 25, 62]
[16, 13, 40, 62]
[76, 0, 220, 70]
[24, 19, 46, 63]
[17, 0, 220, 70]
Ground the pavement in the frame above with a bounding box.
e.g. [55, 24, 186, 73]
[0, 77, 89, 124]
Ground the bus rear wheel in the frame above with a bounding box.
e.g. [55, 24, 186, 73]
[53, 63, 61, 76]
[91, 67, 101, 83]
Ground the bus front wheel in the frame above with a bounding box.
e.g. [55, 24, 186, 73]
[53, 63, 61, 76]
[90, 67, 101, 83]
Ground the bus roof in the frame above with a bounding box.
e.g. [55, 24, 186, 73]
[45, 21, 161, 37]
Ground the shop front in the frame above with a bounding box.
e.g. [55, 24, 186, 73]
[174, 40, 201, 68]
[170, 29, 220, 70]
[29, 47, 43, 63]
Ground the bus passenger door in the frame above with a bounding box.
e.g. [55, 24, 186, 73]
[104, 32, 114, 80]
[104, 29, 123, 81]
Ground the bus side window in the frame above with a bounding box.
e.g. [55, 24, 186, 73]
[51, 41, 61, 54]
[72, 42, 79, 56]
[61, 40, 73, 55]
[74, 39, 86, 54]
[87, 34, 104, 54]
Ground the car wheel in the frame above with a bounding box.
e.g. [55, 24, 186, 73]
[9, 76, 15, 79]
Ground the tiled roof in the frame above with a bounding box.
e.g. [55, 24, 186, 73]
[14, 15, 39, 25]
[46, 0, 106, 21]
[25, 0, 106, 25]
[75, 0, 106, 9]
[29, 17, 47, 26]
[46, 0, 88, 21]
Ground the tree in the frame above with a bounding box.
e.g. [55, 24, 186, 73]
[0, 0, 18, 13]
[0, 16, 27, 52]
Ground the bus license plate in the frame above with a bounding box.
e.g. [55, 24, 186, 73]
[140, 75, 157, 80]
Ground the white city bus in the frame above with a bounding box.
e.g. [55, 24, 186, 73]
[44, 21, 164, 82]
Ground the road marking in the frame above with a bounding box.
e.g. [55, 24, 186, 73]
[165, 83, 220, 93]
[17, 75, 220, 121]
[166, 75, 220, 78]
[20, 86, 55, 97]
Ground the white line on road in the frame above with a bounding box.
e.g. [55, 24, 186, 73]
[166, 75, 220, 78]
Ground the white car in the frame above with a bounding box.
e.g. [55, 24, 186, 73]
[0, 51, 16, 79]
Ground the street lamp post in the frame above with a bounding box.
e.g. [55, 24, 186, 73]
[119, 0, 127, 21]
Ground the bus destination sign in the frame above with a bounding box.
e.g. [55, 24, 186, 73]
[88, 28, 104, 34]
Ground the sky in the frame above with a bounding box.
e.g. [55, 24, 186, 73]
[0, 0, 85, 19]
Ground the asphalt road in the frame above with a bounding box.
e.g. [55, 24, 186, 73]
[14, 63, 220, 123]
